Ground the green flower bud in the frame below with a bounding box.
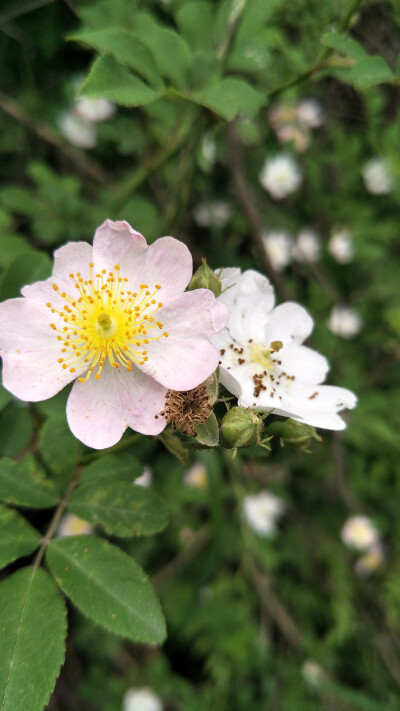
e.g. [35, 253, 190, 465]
[220, 407, 264, 449]
[188, 259, 221, 297]
[268, 418, 321, 449]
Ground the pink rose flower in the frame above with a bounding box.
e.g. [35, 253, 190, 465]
[0, 220, 227, 449]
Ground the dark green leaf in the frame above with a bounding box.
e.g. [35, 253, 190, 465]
[0, 385, 11, 413]
[0, 252, 52, 301]
[195, 412, 219, 447]
[0, 236, 34, 269]
[39, 416, 80, 493]
[82, 453, 143, 485]
[68, 480, 168, 537]
[0, 455, 59, 508]
[0, 567, 67, 711]
[71, 29, 164, 90]
[0, 404, 33, 457]
[46, 535, 166, 644]
[321, 32, 367, 60]
[175, 2, 214, 51]
[81, 55, 164, 106]
[0, 504, 41, 568]
[192, 77, 265, 119]
[135, 16, 192, 89]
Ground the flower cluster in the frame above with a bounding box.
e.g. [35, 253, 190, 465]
[0, 221, 357, 449]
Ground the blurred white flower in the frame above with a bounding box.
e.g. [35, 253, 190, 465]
[193, 201, 231, 228]
[302, 660, 328, 688]
[242, 490, 285, 537]
[183, 461, 208, 490]
[295, 98, 325, 129]
[123, 688, 163, 711]
[268, 102, 297, 129]
[292, 229, 321, 263]
[355, 544, 385, 577]
[362, 157, 393, 195]
[200, 135, 217, 165]
[328, 228, 354, 264]
[261, 230, 293, 271]
[58, 111, 97, 148]
[74, 96, 115, 123]
[57, 513, 93, 538]
[259, 154, 302, 200]
[276, 124, 309, 152]
[341, 515, 380, 551]
[327, 305, 362, 339]
[135, 466, 153, 488]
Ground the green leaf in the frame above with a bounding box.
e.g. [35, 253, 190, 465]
[0, 187, 42, 218]
[195, 412, 219, 447]
[0, 385, 11, 413]
[158, 430, 189, 463]
[46, 535, 166, 644]
[0, 236, 34, 269]
[68, 480, 168, 537]
[0, 504, 41, 569]
[321, 32, 367, 60]
[82, 453, 143, 485]
[351, 56, 394, 89]
[70, 29, 164, 90]
[39, 416, 80, 493]
[135, 15, 192, 89]
[192, 77, 265, 120]
[0, 252, 52, 301]
[0, 455, 59, 509]
[0, 567, 67, 711]
[0, 404, 33, 457]
[81, 55, 164, 106]
[175, 2, 214, 51]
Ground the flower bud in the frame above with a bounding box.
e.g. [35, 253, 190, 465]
[220, 407, 264, 449]
[188, 259, 222, 297]
[268, 418, 321, 449]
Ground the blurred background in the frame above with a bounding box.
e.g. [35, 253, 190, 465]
[1, 0, 400, 709]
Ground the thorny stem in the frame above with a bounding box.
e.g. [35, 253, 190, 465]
[32, 468, 83, 570]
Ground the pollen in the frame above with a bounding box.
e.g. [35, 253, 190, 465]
[47, 264, 165, 382]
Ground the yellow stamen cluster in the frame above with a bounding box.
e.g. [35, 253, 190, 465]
[46, 263, 168, 382]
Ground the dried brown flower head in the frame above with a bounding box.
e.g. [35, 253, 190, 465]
[158, 384, 212, 436]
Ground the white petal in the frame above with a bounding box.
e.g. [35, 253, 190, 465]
[264, 302, 313, 345]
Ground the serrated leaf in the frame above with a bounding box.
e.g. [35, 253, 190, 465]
[81, 55, 164, 106]
[175, 1, 214, 51]
[46, 535, 166, 644]
[0, 504, 41, 568]
[0, 252, 52, 301]
[135, 17, 192, 89]
[82, 453, 143, 485]
[192, 77, 265, 120]
[0, 404, 33, 457]
[321, 32, 367, 60]
[0, 567, 67, 711]
[351, 56, 394, 89]
[39, 416, 79, 493]
[68, 480, 168, 537]
[195, 413, 219, 447]
[71, 29, 164, 90]
[0, 455, 59, 508]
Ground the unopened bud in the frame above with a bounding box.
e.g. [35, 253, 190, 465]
[188, 259, 222, 297]
[269, 418, 321, 449]
[220, 407, 263, 449]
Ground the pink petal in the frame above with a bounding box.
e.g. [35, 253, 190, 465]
[92, 220, 147, 282]
[138, 289, 228, 390]
[137, 237, 193, 300]
[0, 298, 84, 400]
[67, 361, 167, 449]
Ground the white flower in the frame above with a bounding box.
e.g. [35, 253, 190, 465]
[261, 230, 293, 271]
[362, 157, 393, 195]
[213, 269, 357, 430]
[355, 544, 385, 577]
[276, 124, 310, 152]
[292, 229, 321, 263]
[259, 154, 302, 200]
[57, 513, 93, 537]
[302, 660, 327, 687]
[328, 228, 354, 264]
[327, 305, 362, 339]
[58, 111, 97, 148]
[242, 490, 285, 536]
[123, 688, 163, 711]
[341, 515, 380, 551]
[193, 201, 231, 228]
[74, 97, 115, 123]
[295, 99, 325, 128]
[135, 466, 152, 488]
[183, 461, 208, 489]
[200, 135, 217, 165]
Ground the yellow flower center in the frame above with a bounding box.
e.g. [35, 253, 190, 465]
[250, 340, 283, 370]
[46, 262, 168, 382]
